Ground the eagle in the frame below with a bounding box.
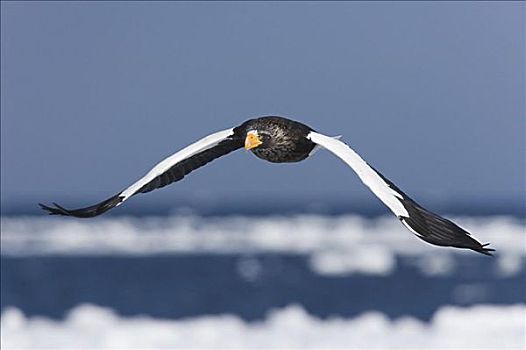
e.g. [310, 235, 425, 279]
[40, 116, 494, 256]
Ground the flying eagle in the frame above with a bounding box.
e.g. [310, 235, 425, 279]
[40, 116, 494, 256]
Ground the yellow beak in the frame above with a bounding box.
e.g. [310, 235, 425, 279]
[245, 133, 263, 150]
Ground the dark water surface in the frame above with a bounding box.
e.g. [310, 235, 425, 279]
[2, 254, 524, 321]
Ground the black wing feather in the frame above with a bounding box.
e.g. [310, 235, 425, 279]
[400, 200, 495, 256]
[39, 136, 243, 218]
[372, 167, 494, 256]
[39, 195, 124, 218]
[138, 138, 241, 194]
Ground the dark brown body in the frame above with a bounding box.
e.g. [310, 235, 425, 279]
[239, 116, 316, 163]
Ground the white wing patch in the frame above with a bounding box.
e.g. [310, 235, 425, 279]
[119, 128, 235, 203]
[308, 135, 342, 157]
[307, 131, 409, 217]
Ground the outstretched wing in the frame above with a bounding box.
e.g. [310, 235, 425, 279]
[307, 131, 494, 256]
[40, 127, 244, 218]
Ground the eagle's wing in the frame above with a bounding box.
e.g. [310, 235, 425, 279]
[307, 131, 494, 256]
[40, 127, 244, 218]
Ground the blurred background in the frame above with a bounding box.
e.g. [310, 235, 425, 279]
[1, 2, 525, 348]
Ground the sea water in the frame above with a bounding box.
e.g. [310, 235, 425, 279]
[1, 213, 525, 348]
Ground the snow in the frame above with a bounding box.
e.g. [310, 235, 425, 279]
[1, 215, 524, 276]
[2, 303, 524, 349]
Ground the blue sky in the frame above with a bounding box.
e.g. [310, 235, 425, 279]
[1, 2, 524, 211]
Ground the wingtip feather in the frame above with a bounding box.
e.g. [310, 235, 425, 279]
[38, 194, 123, 218]
[39, 202, 66, 216]
[476, 243, 495, 256]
